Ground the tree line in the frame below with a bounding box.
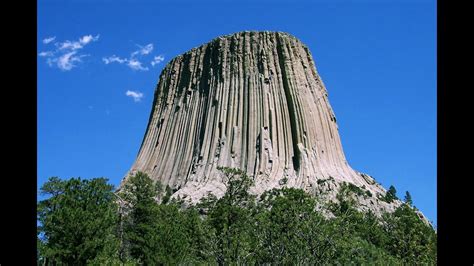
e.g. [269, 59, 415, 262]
[37, 167, 436, 265]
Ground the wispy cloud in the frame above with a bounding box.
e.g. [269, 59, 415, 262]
[131, 43, 153, 57]
[57, 52, 88, 71]
[43, 36, 56, 44]
[127, 59, 149, 71]
[38, 34, 99, 71]
[103, 43, 161, 71]
[103, 55, 127, 64]
[57, 34, 100, 51]
[126, 90, 144, 102]
[57, 41, 83, 51]
[151, 55, 165, 67]
[38, 51, 54, 57]
[80, 35, 99, 45]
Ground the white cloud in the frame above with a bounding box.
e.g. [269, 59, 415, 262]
[151, 55, 165, 66]
[80, 34, 100, 45]
[103, 42, 159, 71]
[57, 40, 83, 51]
[46, 58, 55, 67]
[141, 44, 153, 55]
[57, 52, 79, 71]
[39, 34, 99, 71]
[132, 43, 153, 57]
[126, 90, 144, 102]
[57, 34, 99, 51]
[127, 59, 148, 71]
[54, 52, 88, 71]
[43, 36, 56, 44]
[103, 55, 127, 64]
[38, 51, 54, 57]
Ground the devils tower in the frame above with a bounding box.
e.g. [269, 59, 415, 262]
[123, 31, 405, 215]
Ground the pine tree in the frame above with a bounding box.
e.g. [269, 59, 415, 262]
[383, 204, 437, 264]
[37, 177, 119, 264]
[384, 185, 398, 203]
[208, 167, 256, 264]
[37, 170, 437, 265]
[119, 171, 160, 264]
[404, 191, 413, 206]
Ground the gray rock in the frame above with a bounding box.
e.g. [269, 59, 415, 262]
[120, 31, 426, 220]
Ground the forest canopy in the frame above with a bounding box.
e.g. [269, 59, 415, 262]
[37, 169, 437, 265]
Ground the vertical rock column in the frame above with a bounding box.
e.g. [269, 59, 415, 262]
[123, 31, 387, 203]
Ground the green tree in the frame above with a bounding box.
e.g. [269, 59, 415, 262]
[207, 167, 256, 264]
[382, 204, 437, 264]
[161, 185, 173, 204]
[179, 206, 217, 264]
[119, 171, 217, 264]
[37, 171, 436, 265]
[321, 183, 402, 264]
[254, 188, 328, 264]
[384, 185, 398, 203]
[37, 177, 119, 265]
[148, 203, 215, 264]
[119, 171, 161, 264]
[404, 191, 413, 206]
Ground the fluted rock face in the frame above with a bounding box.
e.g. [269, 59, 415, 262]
[124, 31, 401, 214]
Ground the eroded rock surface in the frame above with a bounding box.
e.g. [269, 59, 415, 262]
[122, 31, 407, 216]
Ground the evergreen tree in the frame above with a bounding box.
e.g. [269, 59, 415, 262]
[119, 171, 161, 264]
[37, 177, 119, 265]
[383, 204, 437, 264]
[207, 167, 256, 264]
[161, 185, 173, 204]
[384, 185, 398, 203]
[37, 169, 437, 265]
[254, 188, 325, 264]
[404, 191, 413, 206]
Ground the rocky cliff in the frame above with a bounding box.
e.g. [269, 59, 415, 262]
[123, 31, 407, 215]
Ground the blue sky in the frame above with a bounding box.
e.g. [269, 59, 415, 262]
[38, 0, 436, 224]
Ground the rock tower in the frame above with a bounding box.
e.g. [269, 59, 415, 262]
[123, 31, 404, 214]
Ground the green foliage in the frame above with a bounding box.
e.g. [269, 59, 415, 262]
[206, 166, 256, 264]
[119, 171, 161, 264]
[37, 177, 119, 265]
[383, 204, 437, 264]
[346, 182, 365, 197]
[196, 192, 218, 215]
[150, 204, 207, 264]
[119, 171, 215, 265]
[383, 185, 398, 203]
[329, 182, 359, 215]
[161, 185, 173, 204]
[37, 170, 436, 265]
[217, 166, 254, 206]
[366, 190, 373, 197]
[254, 188, 328, 264]
[404, 191, 413, 206]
